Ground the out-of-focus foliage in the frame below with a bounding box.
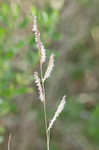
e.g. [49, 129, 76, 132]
[62, 34, 99, 144]
[85, 106, 99, 143]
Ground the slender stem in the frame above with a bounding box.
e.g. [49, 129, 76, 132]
[8, 134, 11, 150]
[40, 62, 50, 150]
[43, 101, 50, 150]
[47, 130, 50, 148]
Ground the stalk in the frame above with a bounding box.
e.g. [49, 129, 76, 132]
[40, 62, 50, 150]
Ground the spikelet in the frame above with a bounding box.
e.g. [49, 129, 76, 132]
[43, 53, 54, 82]
[32, 16, 46, 64]
[32, 16, 37, 32]
[34, 72, 44, 102]
[47, 96, 66, 131]
[39, 41, 46, 64]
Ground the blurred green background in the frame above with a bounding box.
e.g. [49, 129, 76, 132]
[0, 0, 99, 150]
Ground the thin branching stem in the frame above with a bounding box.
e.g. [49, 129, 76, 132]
[40, 62, 50, 150]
